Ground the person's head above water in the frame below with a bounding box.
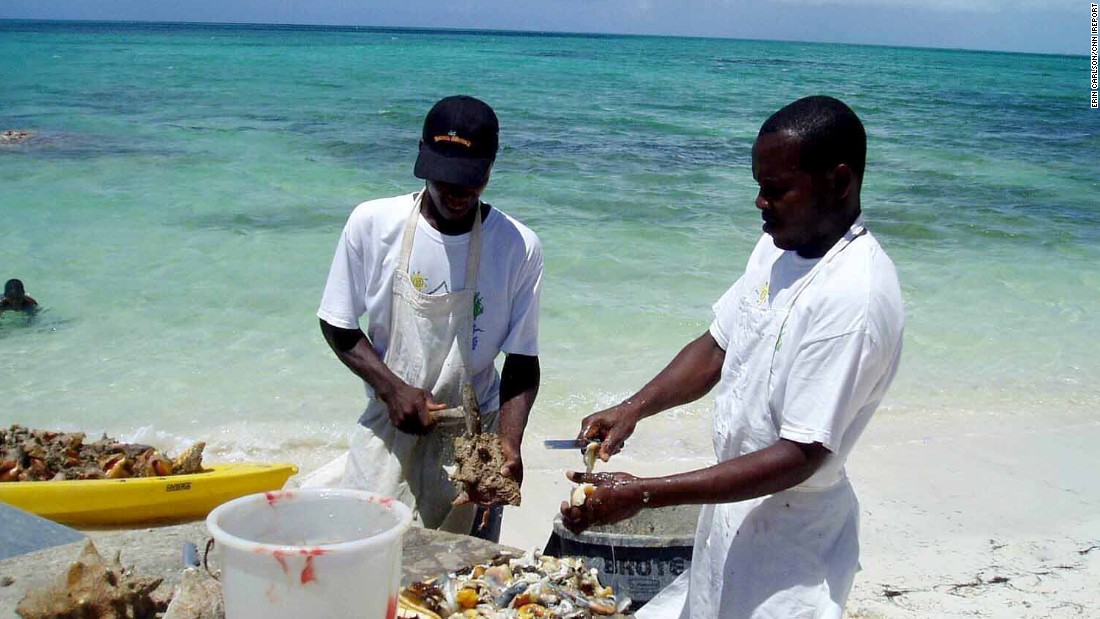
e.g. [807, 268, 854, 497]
[751, 95, 866, 259]
[4, 279, 25, 299]
[1, 278, 37, 313]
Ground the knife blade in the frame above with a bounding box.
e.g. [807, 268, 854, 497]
[543, 439, 588, 450]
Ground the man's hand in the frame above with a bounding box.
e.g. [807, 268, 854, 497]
[578, 405, 640, 462]
[500, 438, 523, 485]
[320, 320, 447, 434]
[559, 471, 646, 535]
[377, 380, 446, 435]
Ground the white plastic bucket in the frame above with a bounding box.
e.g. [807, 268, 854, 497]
[206, 489, 413, 619]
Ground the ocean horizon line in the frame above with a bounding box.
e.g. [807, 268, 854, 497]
[0, 17, 1083, 59]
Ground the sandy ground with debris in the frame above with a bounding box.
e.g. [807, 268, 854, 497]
[501, 409, 1100, 617]
[845, 410, 1100, 618]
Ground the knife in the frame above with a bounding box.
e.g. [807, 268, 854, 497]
[543, 439, 589, 450]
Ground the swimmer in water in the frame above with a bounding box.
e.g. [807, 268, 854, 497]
[0, 279, 39, 316]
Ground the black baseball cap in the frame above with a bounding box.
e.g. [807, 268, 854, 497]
[413, 95, 498, 187]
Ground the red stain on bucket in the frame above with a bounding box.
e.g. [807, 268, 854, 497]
[386, 595, 397, 619]
[270, 550, 290, 574]
[299, 548, 327, 585]
[258, 546, 327, 583]
[299, 556, 316, 584]
[265, 490, 295, 506]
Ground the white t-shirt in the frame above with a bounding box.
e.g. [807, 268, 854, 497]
[318, 192, 543, 411]
[709, 230, 904, 488]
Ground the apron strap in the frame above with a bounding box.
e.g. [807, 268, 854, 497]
[464, 206, 483, 291]
[397, 190, 484, 292]
[397, 192, 424, 274]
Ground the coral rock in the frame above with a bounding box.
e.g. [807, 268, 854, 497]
[163, 568, 224, 619]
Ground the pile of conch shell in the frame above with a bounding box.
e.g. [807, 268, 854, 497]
[0, 424, 205, 482]
[398, 552, 630, 619]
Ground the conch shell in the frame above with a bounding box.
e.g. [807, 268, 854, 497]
[16, 540, 164, 619]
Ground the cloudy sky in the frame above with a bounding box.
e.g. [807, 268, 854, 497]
[0, 0, 1083, 55]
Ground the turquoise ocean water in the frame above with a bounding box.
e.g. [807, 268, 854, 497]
[1, 21, 1097, 468]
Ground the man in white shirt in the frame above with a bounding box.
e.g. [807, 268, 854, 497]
[560, 96, 904, 618]
[316, 95, 542, 541]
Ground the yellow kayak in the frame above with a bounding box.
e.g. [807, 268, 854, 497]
[0, 462, 298, 527]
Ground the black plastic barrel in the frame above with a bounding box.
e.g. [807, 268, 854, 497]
[544, 504, 700, 610]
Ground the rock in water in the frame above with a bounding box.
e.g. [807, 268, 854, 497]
[451, 433, 521, 507]
[163, 568, 224, 619]
[16, 540, 164, 619]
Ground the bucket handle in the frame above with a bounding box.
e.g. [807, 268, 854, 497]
[203, 537, 220, 581]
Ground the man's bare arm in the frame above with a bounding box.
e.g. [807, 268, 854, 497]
[497, 353, 540, 483]
[561, 440, 830, 533]
[319, 319, 443, 433]
[580, 332, 726, 461]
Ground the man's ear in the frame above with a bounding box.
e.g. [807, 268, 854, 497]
[832, 163, 855, 201]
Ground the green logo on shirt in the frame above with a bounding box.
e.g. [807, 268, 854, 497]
[473, 291, 484, 319]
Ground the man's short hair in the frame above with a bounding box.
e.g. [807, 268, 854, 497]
[760, 96, 866, 180]
[4, 279, 24, 297]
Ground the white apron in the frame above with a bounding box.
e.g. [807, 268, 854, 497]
[303, 192, 494, 535]
[639, 221, 866, 619]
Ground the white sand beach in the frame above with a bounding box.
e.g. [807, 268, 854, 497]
[845, 410, 1100, 617]
[496, 408, 1100, 617]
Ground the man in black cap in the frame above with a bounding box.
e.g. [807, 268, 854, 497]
[311, 96, 542, 541]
